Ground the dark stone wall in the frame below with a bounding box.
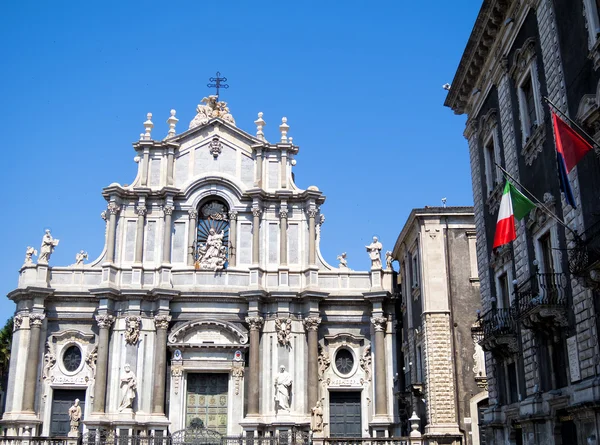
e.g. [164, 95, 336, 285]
[446, 222, 483, 438]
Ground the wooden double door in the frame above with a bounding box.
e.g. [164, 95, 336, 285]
[329, 391, 362, 438]
[50, 389, 86, 436]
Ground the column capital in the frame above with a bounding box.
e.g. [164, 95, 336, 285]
[279, 208, 289, 219]
[136, 205, 147, 216]
[229, 210, 239, 220]
[371, 316, 387, 332]
[303, 317, 321, 331]
[95, 314, 115, 329]
[164, 205, 174, 216]
[307, 208, 318, 218]
[252, 208, 262, 218]
[245, 316, 264, 331]
[154, 314, 172, 330]
[107, 202, 120, 215]
[188, 209, 198, 219]
[29, 313, 45, 327]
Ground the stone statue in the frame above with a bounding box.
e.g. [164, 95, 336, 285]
[311, 400, 324, 432]
[68, 399, 81, 436]
[197, 228, 227, 271]
[275, 318, 292, 346]
[118, 364, 137, 412]
[38, 230, 59, 264]
[24, 246, 37, 265]
[317, 345, 331, 380]
[124, 316, 141, 345]
[75, 250, 88, 266]
[385, 251, 394, 270]
[365, 236, 383, 269]
[360, 345, 372, 382]
[189, 96, 236, 129]
[337, 252, 348, 269]
[274, 365, 292, 412]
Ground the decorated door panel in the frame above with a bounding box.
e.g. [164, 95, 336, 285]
[186, 373, 229, 434]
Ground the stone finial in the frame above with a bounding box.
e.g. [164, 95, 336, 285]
[279, 117, 289, 143]
[289, 137, 293, 145]
[409, 411, 422, 437]
[143, 113, 154, 140]
[255, 112, 266, 141]
[167, 109, 178, 138]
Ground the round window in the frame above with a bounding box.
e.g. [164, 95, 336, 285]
[335, 348, 354, 375]
[63, 345, 82, 372]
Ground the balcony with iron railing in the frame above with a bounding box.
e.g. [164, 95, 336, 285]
[569, 218, 600, 289]
[514, 269, 568, 329]
[477, 307, 519, 355]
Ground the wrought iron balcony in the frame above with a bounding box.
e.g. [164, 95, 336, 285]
[569, 219, 600, 289]
[515, 272, 568, 329]
[477, 308, 518, 354]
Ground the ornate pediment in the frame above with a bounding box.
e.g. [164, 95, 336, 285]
[510, 37, 537, 80]
[168, 319, 248, 347]
[323, 333, 365, 347]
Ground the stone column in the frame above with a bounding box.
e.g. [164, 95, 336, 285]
[280, 208, 288, 265]
[162, 205, 174, 264]
[22, 313, 44, 412]
[255, 148, 263, 187]
[308, 208, 317, 265]
[252, 208, 261, 265]
[187, 209, 198, 266]
[106, 202, 120, 263]
[134, 205, 147, 264]
[93, 314, 114, 413]
[245, 316, 264, 415]
[303, 317, 321, 410]
[371, 316, 388, 416]
[152, 315, 171, 414]
[229, 211, 238, 267]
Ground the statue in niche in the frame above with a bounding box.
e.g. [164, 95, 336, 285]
[275, 318, 292, 346]
[365, 236, 383, 269]
[24, 246, 37, 265]
[68, 399, 82, 435]
[274, 365, 292, 412]
[118, 364, 137, 412]
[337, 252, 348, 269]
[124, 316, 141, 345]
[74, 250, 88, 266]
[197, 228, 227, 271]
[38, 229, 59, 264]
[311, 400, 324, 432]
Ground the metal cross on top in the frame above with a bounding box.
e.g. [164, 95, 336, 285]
[207, 71, 229, 99]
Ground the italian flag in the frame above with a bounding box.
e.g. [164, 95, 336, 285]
[493, 181, 536, 249]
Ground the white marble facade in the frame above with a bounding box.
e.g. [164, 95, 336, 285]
[2, 99, 397, 438]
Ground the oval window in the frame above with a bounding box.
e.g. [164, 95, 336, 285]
[335, 348, 354, 375]
[63, 345, 82, 372]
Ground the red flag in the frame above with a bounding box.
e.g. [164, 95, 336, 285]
[552, 112, 593, 173]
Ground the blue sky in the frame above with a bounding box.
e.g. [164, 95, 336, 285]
[0, 1, 480, 323]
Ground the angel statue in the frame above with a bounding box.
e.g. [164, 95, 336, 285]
[337, 252, 348, 269]
[24, 246, 37, 265]
[75, 250, 88, 266]
[275, 318, 292, 347]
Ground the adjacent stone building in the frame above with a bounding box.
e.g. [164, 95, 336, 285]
[392, 207, 487, 445]
[445, 0, 600, 444]
[1, 97, 400, 438]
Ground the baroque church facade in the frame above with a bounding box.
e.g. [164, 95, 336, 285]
[2, 96, 399, 438]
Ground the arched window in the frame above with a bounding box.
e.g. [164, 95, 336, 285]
[195, 199, 230, 270]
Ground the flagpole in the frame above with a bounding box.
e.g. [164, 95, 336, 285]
[543, 96, 600, 147]
[494, 162, 577, 235]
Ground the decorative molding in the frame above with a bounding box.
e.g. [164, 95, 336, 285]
[303, 317, 321, 332]
[479, 108, 498, 140]
[42, 341, 56, 380]
[509, 37, 537, 81]
[275, 318, 292, 346]
[168, 319, 248, 345]
[526, 193, 555, 234]
[13, 315, 23, 331]
[233, 366, 244, 395]
[209, 136, 223, 159]
[52, 330, 95, 344]
[86, 345, 98, 378]
[317, 344, 330, 382]
[370, 317, 387, 332]
[245, 316, 264, 331]
[522, 123, 546, 166]
[95, 314, 115, 329]
[154, 315, 171, 330]
[360, 345, 372, 382]
[124, 316, 142, 345]
[172, 366, 183, 395]
[486, 180, 504, 215]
